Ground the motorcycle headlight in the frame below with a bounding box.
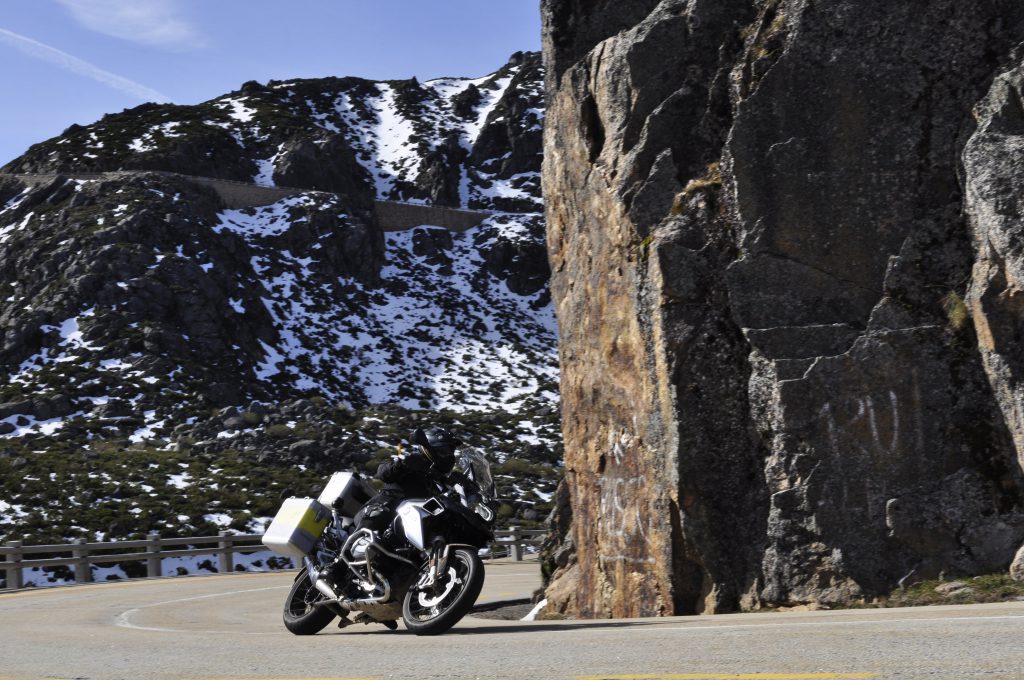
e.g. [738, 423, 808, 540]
[474, 503, 494, 522]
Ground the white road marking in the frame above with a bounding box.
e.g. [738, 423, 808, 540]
[114, 585, 289, 634]
[106, 580, 1024, 639]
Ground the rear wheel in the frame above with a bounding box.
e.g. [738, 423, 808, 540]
[402, 548, 484, 636]
[283, 569, 336, 635]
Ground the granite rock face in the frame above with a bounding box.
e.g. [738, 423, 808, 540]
[964, 53, 1024, 591]
[542, 0, 1024, 616]
[964, 58, 1024, 486]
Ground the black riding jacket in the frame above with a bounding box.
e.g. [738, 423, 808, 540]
[376, 453, 435, 500]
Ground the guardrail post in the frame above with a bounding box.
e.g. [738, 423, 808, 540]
[72, 538, 92, 583]
[509, 525, 523, 561]
[218, 531, 234, 573]
[146, 531, 162, 578]
[5, 540, 23, 589]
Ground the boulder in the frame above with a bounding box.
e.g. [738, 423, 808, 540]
[288, 440, 319, 458]
[1011, 544, 1024, 583]
[411, 228, 454, 271]
[482, 237, 550, 295]
[30, 399, 54, 421]
[222, 416, 247, 431]
[934, 581, 974, 597]
[0, 175, 25, 206]
[540, 479, 575, 581]
[94, 400, 132, 419]
[414, 134, 466, 207]
[0, 400, 33, 420]
[273, 132, 375, 212]
[452, 84, 483, 119]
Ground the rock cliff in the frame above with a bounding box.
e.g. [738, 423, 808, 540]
[542, 0, 1024, 616]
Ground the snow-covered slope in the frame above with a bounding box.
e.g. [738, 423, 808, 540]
[0, 52, 557, 552]
[216, 200, 556, 412]
[0, 50, 550, 434]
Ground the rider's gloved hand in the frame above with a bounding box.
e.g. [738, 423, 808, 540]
[403, 452, 431, 473]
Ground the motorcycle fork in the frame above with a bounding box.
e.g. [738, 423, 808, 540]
[422, 537, 448, 589]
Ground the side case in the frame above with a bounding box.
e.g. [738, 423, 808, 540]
[261, 497, 330, 559]
[317, 471, 376, 519]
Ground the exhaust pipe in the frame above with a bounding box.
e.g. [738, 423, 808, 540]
[313, 578, 393, 611]
[312, 578, 354, 616]
[314, 577, 341, 601]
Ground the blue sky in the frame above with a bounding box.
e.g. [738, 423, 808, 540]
[0, 1, 542, 166]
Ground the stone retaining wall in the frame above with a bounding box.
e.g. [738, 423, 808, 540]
[3, 172, 494, 232]
[373, 200, 491, 232]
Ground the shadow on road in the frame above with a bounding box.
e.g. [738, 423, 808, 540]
[321, 620, 664, 636]
[446, 620, 664, 635]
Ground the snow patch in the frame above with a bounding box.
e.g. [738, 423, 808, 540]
[129, 411, 166, 443]
[220, 97, 257, 123]
[168, 472, 192, 489]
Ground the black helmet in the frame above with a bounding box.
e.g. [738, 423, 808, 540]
[412, 426, 460, 473]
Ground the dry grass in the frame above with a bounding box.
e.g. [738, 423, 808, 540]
[670, 162, 722, 215]
[884, 574, 1024, 608]
[942, 290, 969, 331]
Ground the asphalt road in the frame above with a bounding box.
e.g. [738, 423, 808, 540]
[1, 561, 1022, 680]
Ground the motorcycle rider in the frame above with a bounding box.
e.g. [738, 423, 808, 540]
[353, 426, 461, 540]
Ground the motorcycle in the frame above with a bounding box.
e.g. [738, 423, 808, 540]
[262, 443, 497, 636]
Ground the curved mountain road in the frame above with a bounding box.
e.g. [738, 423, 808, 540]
[1, 561, 1022, 680]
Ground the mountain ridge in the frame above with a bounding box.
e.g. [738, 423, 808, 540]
[0, 51, 560, 558]
[2, 51, 543, 213]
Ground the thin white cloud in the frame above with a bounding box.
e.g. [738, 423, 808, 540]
[0, 28, 171, 103]
[56, 0, 204, 49]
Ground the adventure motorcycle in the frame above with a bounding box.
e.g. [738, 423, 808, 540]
[262, 446, 497, 636]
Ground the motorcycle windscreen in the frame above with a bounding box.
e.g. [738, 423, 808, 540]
[457, 447, 495, 498]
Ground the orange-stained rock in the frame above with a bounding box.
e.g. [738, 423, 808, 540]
[541, 0, 1024, 616]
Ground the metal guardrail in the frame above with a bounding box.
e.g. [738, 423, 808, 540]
[489, 526, 546, 561]
[0, 526, 545, 590]
[0, 531, 262, 589]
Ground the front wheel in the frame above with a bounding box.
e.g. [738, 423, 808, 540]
[283, 569, 336, 635]
[402, 548, 484, 636]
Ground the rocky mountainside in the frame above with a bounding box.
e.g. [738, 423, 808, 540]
[540, 0, 1024, 616]
[5, 51, 543, 213]
[0, 52, 560, 553]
